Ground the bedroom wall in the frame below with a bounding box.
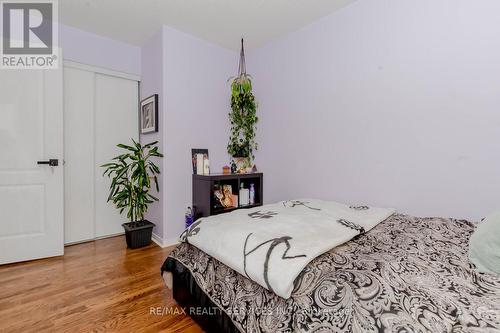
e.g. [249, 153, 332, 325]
[161, 26, 236, 244]
[249, 0, 500, 220]
[60, 24, 141, 75]
[140, 30, 164, 239]
[140, 26, 236, 245]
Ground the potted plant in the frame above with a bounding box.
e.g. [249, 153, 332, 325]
[227, 39, 258, 171]
[101, 139, 163, 249]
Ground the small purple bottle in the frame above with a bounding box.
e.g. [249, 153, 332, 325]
[185, 206, 193, 228]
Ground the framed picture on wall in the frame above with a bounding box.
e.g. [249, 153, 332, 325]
[191, 148, 209, 175]
[140, 94, 158, 134]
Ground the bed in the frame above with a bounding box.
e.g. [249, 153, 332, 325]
[161, 201, 500, 333]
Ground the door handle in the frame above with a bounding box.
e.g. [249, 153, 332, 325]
[37, 159, 59, 167]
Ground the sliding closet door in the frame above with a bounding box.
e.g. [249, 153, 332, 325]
[64, 68, 95, 244]
[64, 65, 138, 244]
[94, 73, 139, 238]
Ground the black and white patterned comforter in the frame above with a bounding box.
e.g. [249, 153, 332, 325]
[180, 199, 395, 299]
[166, 214, 500, 333]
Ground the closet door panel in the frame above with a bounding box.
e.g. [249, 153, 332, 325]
[94, 74, 139, 238]
[64, 68, 95, 244]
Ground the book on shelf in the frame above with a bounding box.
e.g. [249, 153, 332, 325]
[213, 184, 237, 209]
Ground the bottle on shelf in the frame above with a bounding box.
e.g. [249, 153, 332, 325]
[239, 182, 249, 206]
[249, 183, 255, 205]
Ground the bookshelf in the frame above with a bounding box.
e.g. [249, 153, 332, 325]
[192, 173, 263, 220]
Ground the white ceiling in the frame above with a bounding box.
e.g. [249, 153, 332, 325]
[59, 0, 357, 51]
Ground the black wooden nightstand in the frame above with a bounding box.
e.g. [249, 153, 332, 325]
[192, 173, 263, 220]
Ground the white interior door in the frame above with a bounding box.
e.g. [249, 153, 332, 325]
[0, 67, 64, 265]
[63, 63, 139, 244]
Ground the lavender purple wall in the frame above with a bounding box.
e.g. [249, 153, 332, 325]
[161, 26, 236, 243]
[249, 0, 500, 220]
[60, 24, 141, 75]
[140, 30, 164, 238]
[139, 26, 236, 244]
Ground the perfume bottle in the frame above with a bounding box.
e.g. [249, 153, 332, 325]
[249, 184, 255, 205]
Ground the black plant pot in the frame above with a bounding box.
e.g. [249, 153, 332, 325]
[122, 220, 155, 249]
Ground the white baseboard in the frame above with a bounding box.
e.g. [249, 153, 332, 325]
[151, 232, 164, 247]
[151, 232, 179, 248]
[163, 237, 180, 247]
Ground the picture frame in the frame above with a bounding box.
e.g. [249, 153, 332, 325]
[140, 94, 158, 134]
[191, 148, 209, 174]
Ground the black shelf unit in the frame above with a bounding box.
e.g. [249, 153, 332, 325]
[192, 173, 263, 220]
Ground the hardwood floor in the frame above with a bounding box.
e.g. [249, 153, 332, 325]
[0, 236, 202, 333]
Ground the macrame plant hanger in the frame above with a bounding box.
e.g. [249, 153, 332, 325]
[238, 38, 246, 77]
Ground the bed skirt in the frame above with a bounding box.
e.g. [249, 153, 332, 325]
[161, 257, 240, 333]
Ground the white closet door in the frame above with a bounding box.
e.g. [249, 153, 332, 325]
[64, 66, 138, 244]
[64, 68, 95, 244]
[94, 73, 139, 238]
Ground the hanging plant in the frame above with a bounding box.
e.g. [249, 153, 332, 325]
[227, 39, 258, 163]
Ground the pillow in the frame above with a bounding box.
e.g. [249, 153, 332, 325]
[469, 211, 500, 275]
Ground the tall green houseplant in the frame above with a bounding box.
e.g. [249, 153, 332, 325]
[101, 139, 163, 225]
[227, 39, 258, 165]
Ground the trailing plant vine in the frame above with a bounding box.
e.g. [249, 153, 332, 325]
[227, 39, 258, 161]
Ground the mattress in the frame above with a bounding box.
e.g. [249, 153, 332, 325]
[161, 214, 500, 333]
